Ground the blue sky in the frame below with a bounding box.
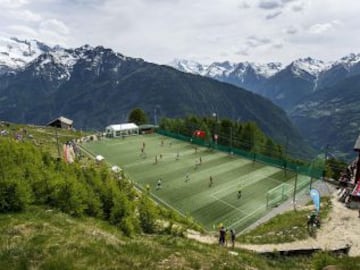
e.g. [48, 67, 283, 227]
[1, 0, 359, 64]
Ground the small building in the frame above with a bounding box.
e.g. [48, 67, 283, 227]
[138, 124, 159, 134]
[105, 123, 139, 137]
[47, 116, 73, 129]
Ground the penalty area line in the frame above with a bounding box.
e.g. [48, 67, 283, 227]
[227, 204, 266, 230]
[210, 194, 247, 215]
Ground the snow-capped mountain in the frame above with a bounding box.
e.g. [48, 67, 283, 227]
[316, 53, 360, 90]
[0, 37, 308, 157]
[169, 59, 283, 97]
[336, 53, 360, 69]
[168, 59, 207, 75]
[289, 57, 329, 77]
[0, 37, 54, 73]
[170, 59, 282, 80]
[1, 36, 360, 157]
[169, 55, 360, 110]
[0, 37, 141, 83]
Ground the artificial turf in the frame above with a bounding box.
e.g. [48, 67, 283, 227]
[83, 134, 306, 233]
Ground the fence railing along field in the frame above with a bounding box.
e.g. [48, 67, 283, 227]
[156, 129, 324, 179]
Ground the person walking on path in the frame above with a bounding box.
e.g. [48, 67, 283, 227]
[219, 226, 226, 246]
[230, 229, 236, 248]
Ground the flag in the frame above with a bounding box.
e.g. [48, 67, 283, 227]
[310, 189, 320, 212]
[193, 130, 206, 139]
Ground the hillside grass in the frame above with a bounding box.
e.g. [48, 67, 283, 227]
[0, 121, 85, 157]
[238, 197, 332, 244]
[0, 206, 316, 270]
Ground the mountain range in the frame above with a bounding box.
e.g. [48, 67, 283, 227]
[170, 55, 360, 159]
[0, 37, 310, 157]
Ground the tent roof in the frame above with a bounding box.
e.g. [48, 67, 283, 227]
[106, 123, 138, 131]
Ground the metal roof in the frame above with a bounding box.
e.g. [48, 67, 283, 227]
[47, 116, 73, 126]
[354, 134, 360, 151]
[106, 123, 139, 131]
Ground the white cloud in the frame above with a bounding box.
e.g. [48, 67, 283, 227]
[9, 10, 42, 22]
[7, 24, 38, 37]
[284, 26, 298, 34]
[292, 2, 305, 12]
[0, 0, 359, 65]
[281, 0, 298, 3]
[266, 11, 282, 19]
[273, 43, 283, 49]
[0, 0, 28, 9]
[39, 19, 70, 35]
[308, 22, 335, 34]
[258, 0, 282, 10]
[235, 48, 249, 56]
[238, 1, 251, 9]
[247, 35, 272, 47]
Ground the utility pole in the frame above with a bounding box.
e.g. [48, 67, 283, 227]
[230, 126, 233, 151]
[323, 144, 330, 178]
[55, 128, 61, 161]
[293, 166, 298, 211]
[154, 107, 157, 126]
[284, 135, 288, 176]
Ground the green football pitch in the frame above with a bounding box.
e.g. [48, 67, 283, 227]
[82, 134, 310, 233]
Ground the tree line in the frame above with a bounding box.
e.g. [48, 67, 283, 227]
[159, 115, 285, 159]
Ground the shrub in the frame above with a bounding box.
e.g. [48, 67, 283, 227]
[312, 252, 337, 270]
[0, 178, 33, 212]
[138, 195, 159, 233]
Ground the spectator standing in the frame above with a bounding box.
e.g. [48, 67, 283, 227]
[230, 229, 236, 248]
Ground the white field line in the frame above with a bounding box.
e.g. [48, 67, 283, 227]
[210, 194, 247, 215]
[209, 176, 287, 223]
[147, 190, 187, 218]
[123, 147, 221, 169]
[228, 204, 266, 230]
[79, 145, 96, 157]
[80, 144, 189, 220]
[107, 140, 135, 146]
[212, 167, 280, 197]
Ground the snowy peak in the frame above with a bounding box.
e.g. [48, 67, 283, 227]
[169, 59, 283, 80]
[333, 53, 360, 69]
[169, 59, 206, 75]
[288, 57, 329, 77]
[205, 61, 237, 77]
[0, 37, 54, 70]
[249, 62, 282, 78]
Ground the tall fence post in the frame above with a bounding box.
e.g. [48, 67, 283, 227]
[293, 166, 298, 211]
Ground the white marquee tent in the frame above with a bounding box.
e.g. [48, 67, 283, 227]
[105, 123, 139, 137]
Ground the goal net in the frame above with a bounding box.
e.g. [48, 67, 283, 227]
[266, 183, 293, 208]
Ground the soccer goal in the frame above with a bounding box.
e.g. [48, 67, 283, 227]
[266, 183, 294, 208]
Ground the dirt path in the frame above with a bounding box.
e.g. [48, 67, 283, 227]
[186, 195, 360, 256]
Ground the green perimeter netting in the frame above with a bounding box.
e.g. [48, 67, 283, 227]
[266, 183, 294, 208]
[157, 129, 324, 179]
